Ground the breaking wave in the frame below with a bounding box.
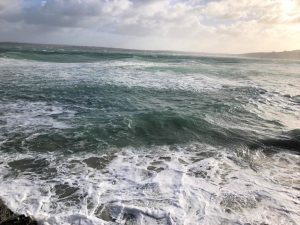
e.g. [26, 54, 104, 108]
[0, 43, 299, 225]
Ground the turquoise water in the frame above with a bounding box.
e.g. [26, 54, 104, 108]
[0, 43, 299, 225]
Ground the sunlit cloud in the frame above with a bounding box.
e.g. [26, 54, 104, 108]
[0, 0, 299, 53]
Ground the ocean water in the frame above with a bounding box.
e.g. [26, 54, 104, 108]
[0, 43, 299, 225]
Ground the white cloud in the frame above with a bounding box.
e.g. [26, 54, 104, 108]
[0, 0, 299, 53]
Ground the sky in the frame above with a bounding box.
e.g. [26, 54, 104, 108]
[0, 0, 299, 53]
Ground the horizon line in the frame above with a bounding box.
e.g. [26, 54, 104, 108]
[0, 40, 244, 56]
[1, 41, 299, 56]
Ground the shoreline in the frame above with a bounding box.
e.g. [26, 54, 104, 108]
[0, 199, 37, 225]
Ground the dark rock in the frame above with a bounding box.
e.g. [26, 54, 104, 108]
[0, 199, 38, 225]
[0, 200, 14, 222]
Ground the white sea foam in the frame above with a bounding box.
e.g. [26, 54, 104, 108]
[1, 56, 299, 225]
[245, 88, 300, 130]
[0, 143, 299, 225]
[0, 57, 247, 93]
[0, 101, 74, 131]
[0, 101, 75, 148]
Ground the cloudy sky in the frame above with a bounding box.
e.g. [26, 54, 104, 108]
[0, 0, 299, 53]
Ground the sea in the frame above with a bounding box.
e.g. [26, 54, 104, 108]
[0, 43, 299, 225]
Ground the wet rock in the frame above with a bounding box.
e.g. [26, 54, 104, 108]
[0, 199, 38, 225]
[0, 200, 14, 223]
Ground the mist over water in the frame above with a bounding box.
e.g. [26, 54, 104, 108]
[0, 43, 299, 225]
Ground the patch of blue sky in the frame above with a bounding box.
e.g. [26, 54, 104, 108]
[23, 0, 47, 8]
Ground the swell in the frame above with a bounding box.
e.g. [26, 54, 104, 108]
[0, 49, 132, 63]
[0, 107, 255, 154]
[0, 83, 275, 154]
[0, 43, 244, 63]
[0, 43, 298, 156]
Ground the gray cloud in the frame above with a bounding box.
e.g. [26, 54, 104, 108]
[0, 0, 299, 53]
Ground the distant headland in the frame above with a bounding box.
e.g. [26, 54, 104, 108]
[242, 50, 300, 60]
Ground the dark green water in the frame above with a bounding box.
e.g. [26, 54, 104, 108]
[0, 43, 299, 225]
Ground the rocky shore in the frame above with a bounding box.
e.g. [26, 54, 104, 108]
[0, 199, 37, 225]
